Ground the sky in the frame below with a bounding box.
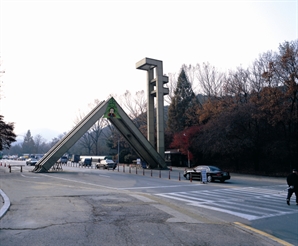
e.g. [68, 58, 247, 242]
[0, 0, 297, 141]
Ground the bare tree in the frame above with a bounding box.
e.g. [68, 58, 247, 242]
[249, 51, 277, 92]
[120, 90, 147, 128]
[223, 67, 251, 104]
[74, 99, 110, 155]
[195, 62, 224, 98]
[34, 134, 46, 153]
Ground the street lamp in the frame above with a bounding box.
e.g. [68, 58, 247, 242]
[117, 139, 120, 164]
[187, 150, 190, 168]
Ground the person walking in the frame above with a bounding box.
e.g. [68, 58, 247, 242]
[286, 168, 298, 205]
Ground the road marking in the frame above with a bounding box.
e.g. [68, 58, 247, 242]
[155, 187, 297, 221]
[98, 174, 110, 177]
[39, 173, 117, 189]
[118, 184, 201, 190]
[21, 174, 41, 179]
[39, 174, 200, 191]
[35, 173, 201, 192]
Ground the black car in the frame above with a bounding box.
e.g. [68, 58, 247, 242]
[184, 165, 230, 182]
[58, 156, 68, 164]
[79, 158, 92, 167]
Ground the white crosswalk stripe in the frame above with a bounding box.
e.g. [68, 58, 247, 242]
[155, 186, 298, 221]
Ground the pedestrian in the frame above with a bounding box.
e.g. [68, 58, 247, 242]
[286, 168, 298, 205]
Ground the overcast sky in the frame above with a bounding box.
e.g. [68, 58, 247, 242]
[0, 0, 297, 141]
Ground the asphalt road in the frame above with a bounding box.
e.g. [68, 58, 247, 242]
[0, 161, 297, 246]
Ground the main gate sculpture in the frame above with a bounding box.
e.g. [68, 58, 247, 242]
[33, 58, 168, 172]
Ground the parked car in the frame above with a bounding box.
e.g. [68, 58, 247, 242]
[58, 156, 68, 164]
[17, 156, 26, 161]
[96, 159, 117, 169]
[184, 165, 230, 182]
[79, 158, 92, 167]
[26, 158, 38, 166]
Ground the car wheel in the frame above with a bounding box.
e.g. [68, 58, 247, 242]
[207, 175, 212, 182]
[185, 173, 190, 180]
[220, 179, 225, 183]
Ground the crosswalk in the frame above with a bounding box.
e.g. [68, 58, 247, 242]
[155, 185, 298, 221]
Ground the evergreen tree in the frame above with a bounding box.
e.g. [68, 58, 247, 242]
[167, 68, 199, 133]
[0, 115, 16, 150]
[22, 130, 35, 154]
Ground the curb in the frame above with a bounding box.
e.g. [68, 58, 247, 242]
[0, 189, 10, 219]
[234, 222, 294, 246]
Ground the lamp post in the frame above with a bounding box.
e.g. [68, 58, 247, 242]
[117, 139, 120, 164]
[188, 150, 190, 168]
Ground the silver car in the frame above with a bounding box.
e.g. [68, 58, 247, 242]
[96, 159, 116, 169]
[26, 158, 38, 166]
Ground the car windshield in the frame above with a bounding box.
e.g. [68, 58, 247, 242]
[195, 166, 207, 170]
[209, 166, 221, 171]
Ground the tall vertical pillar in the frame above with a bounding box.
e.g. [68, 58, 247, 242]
[136, 58, 169, 159]
[147, 68, 155, 146]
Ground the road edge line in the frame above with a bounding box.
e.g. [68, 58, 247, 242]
[234, 222, 294, 246]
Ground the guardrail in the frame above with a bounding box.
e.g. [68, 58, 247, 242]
[0, 162, 23, 173]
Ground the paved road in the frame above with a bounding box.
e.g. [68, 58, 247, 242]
[0, 161, 296, 246]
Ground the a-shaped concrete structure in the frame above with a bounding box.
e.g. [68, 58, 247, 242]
[32, 97, 167, 172]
